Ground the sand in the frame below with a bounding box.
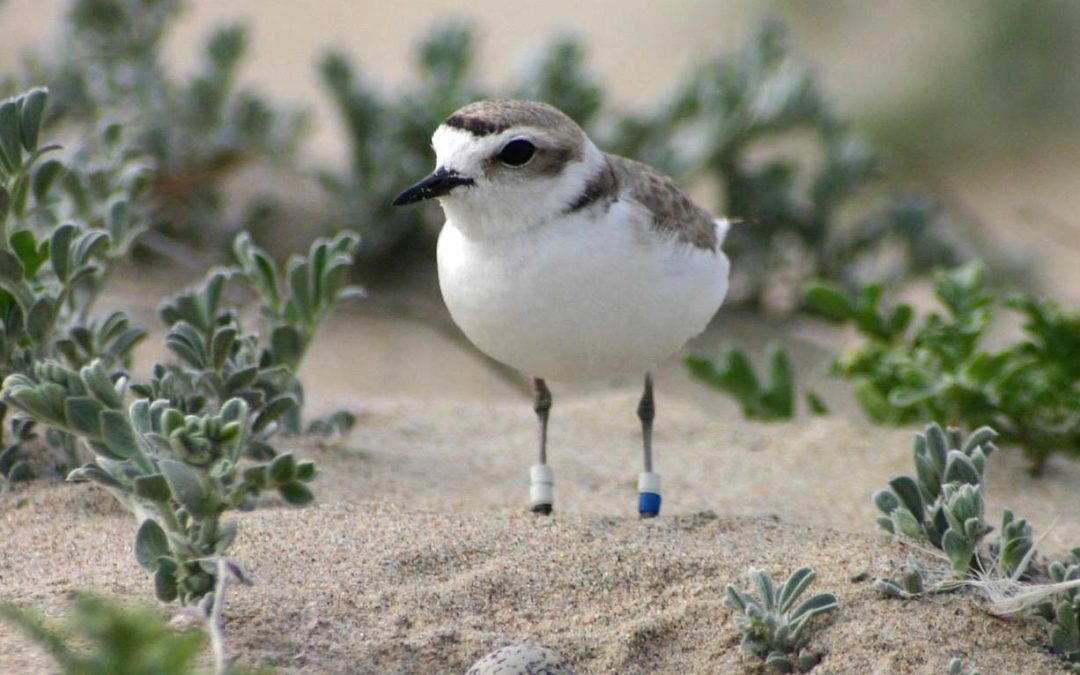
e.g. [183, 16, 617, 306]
[2, 392, 1077, 675]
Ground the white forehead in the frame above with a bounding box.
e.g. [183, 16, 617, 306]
[432, 125, 513, 173]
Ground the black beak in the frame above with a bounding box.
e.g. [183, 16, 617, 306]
[392, 167, 475, 206]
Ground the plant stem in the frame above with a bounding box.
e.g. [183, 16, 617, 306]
[208, 556, 230, 675]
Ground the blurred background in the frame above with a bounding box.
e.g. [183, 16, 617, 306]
[1, 0, 1079, 407]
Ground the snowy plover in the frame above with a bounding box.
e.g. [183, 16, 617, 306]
[394, 99, 730, 517]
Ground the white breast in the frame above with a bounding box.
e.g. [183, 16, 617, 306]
[436, 204, 730, 382]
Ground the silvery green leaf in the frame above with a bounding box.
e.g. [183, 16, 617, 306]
[253, 394, 296, 433]
[219, 397, 248, 424]
[788, 592, 837, 623]
[160, 407, 185, 436]
[295, 460, 316, 482]
[892, 508, 923, 539]
[764, 651, 794, 673]
[942, 529, 973, 576]
[873, 577, 904, 598]
[0, 249, 24, 285]
[925, 424, 949, 471]
[946, 426, 963, 451]
[154, 557, 179, 602]
[0, 100, 22, 171]
[135, 519, 170, 570]
[49, 223, 77, 283]
[214, 519, 239, 554]
[776, 566, 815, 614]
[796, 649, 822, 671]
[82, 361, 123, 409]
[129, 398, 153, 434]
[286, 257, 314, 321]
[224, 365, 258, 391]
[160, 459, 217, 519]
[65, 396, 104, 437]
[887, 475, 924, 522]
[875, 515, 895, 534]
[31, 155, 62, 199]
[269, 452, 296, 483]
[943, 451, 980, 485]
[209, 325, 237, 370]
[67, 463, 123, 489]
[750, 568, 776, 610]
[278, 480, 314, 506]
[18, 88, 46, 152]
[133, 473, 171, 502]
[962, 426, 997, 454]
[270, 324, 304, 368]
[723, 585, 746, 610]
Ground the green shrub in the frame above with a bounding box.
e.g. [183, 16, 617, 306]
[685, 345, 827, 420]
[13, 0, 307, 252]
[723, 566, 838, 672]
[0, 88, 150, 475]
[133, 230, 362, 457]
[808, 262, 1080, 474]
[0, 593, 268, 674]
[1034, 551, 1080, 671]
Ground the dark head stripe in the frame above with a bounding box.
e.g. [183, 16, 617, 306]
[444, 114, 509, 137]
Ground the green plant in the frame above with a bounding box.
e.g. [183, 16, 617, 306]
[685, 344, 826, 420]
[0, 593, 267, 675]
[1034, 551, 1080, 671]
[873, 555, 934, 599]
[15, 0, 307, 252]
[873, 424, 1001, 577]
[0, 88, 150, 474]
[0, 416, 35, 489]
[723, 566, 838, 673]
[601, 23, 966, 311]
[316, 23, 482, 268]
[132, 230, 361, 457]
[1, 360, 314, 669]
[947, 657, 981, 675]
[808, 262, 1080, 474]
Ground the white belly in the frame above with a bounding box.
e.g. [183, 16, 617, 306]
[436, 207, 730, 382]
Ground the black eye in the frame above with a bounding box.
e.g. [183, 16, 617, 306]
[497, 139, 535, 166]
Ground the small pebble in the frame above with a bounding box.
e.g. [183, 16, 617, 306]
[465, 645, 577, 675]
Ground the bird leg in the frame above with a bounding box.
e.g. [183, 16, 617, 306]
[637, 373, 662, 517]
[529, 377, 554, 514]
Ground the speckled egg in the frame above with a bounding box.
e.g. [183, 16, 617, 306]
[465, 645, 577, 675]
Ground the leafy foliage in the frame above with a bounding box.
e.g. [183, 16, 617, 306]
[0, 87, 150, 474]
[870, 423, 1026, 579]
[723, 566, 838, 672]
[1034, 550, 1080, 671]
[14, 0, 307, 251]
[808, 262, 1080, 474]
[132, 230, 361, 457]
[2, 360, 316, 606]
[685, 345, 826, 420]
[316, 23, 482, 267]
[603, 23, 967, 311]
[0, 594, 267, 675]
[948, 657, 982, 675]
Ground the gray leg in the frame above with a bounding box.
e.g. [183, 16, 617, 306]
[530, 378, 554, 514]
[637, 373, 662, 517]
